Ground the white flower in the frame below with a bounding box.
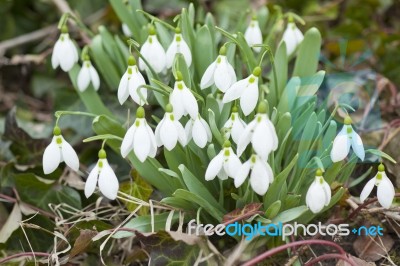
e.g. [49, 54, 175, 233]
[237, 102, 278, 160]
[155, 104, 187, 151]
[205, 141, 242, 180]
[244, 17, 262, 52]
[281, 22, 304, 56]
[185, 115, 212, 148]
[122, 23, 132, 37]
[360, 164, 395, 209]
[223, 107, 246, 144]
[223, 67, 261, 115]
[306, 171, 331, 213]
[121, 107, 157, 162]
[234, 154, 273, 195]
[166, 28, 192, 68]
[330, 116, 365, 162]
[77, 59, 100, 92]
[170, 75, 198, 120]
[200, 46, 237, 92]
[118, 56, 147, 105]
[85, 150, 119, 200]
[51, 26, 79, 72]
[42, 127, 79, 174]
[139, 26, 166, 74]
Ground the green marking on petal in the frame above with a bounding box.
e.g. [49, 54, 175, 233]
[98, 160, 103, 168]
[56, 137, 62, 144]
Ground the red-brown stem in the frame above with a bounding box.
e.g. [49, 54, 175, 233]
[241, 239, 346, 266]
[348, 193, 400, 220]
[0, 252, 50, 264]
[305, 253, 356, 266]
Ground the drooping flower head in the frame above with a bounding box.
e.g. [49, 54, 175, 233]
[43, 126, 79, 174]
[200, 45, 237, 92]
[360, 164, 395, 208]
[121, 107, 157, 162]
[206, 140, 242, 181]
[170, 72, 198, 120]
[237, 102, 278, 160]
[139, 25, 167, 74]
[185, 115, 212, 148]
[122, 23, 132, 37]
[118, 55, 147, 105]
[234, 154, 273, 195]
[330, 115, 365, 163]
[306, 170, 331, 213]
[281, 18, 304, 56]
[51, 25, 79, 72]
[77, 55, 100, 92]
[85, 149, 119, 200]
[166, 27, 192, 68]
[244, 16, 262, 53]
[223, 106, 246, 144]
[223, 66, 261, 115]
[155, 104, 187, 151]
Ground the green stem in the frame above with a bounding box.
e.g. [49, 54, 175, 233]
[136, 10, 176, 31]
[83, 134, 123, 143]
[139, 84, 170, 97]
[58, 13, 69, 29]
[55, 110, 98, 118]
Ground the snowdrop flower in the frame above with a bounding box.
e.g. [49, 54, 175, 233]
[77, 56, 100, 92]
[223, 106, 246, 144]
[170, 72, 198, 119]
[185, 115, 212, 148]
[121, 107, 157, 162]
[223, 66, 261, 115]
[306, 170, 331, 213]
[122, 23, 132, 37]
[85, 149, 119, 200]
[51, 26, 79, 72]
[234, 154, 273, 195]
[166, 28, 192, 68]
[200, 46, 237, 92]
[205, 141, 242, 180]
[281, 20, 304, 56]
[118, 56, 147, 105]
[360, 164, 395, 208]
[244, 16, 262, 52]
[155, 104, 187, 151]
[237, 102, 278, 160]
[42, 126, 79, 174]
[139, 25, 166, 74]
[330, 116, 365, 162]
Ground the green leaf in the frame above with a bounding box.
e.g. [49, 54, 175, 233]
[194, 25, 214, 81]
[298, 112, 318, 167]
[271, 205, 308, 223]
[110, 0, 141, 41]
[208, 109, 224, 145]
[265, 200, 281, 219]
[366, 149, 397, 164]
[277, 77, 300, 113]
[293, 27, 322, 77]
[271, 42, 288, 102]
[294, 70, 325, 109]
[172, 53, 191, 87]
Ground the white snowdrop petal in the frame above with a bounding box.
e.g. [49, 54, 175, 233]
[43, 137, 61, 174]
[84, 165, 99, 198]
[217, 167, 229, 180]
[360, 177, 376, 202]
[155, 118, 164, 147]
[161, 118, 178, 151]
[170, 89, 184, 120]
[192, 118, 208, 148]
[205, 153, 224, 181]
[214, 59, 233, 92]
[89, 65, 100, 91]
[266, 118, 279, 151]
[250, 160, 270, 195]
[138, 41, 150, 71]
[121, 125, 136, 157]
[240, 82, 259, 115]
[330, 127, 350, 162]
[51, 40, 62, 69]
[237, 120, 256, 156]
[61, 137, 80, 171]
[200, 61, 217, 89]
[252, 122, 273, 160]
[184, 120, 193, 144]
[200, 117, 212, 142]
[377, 175, 395, 208]
[231, 118, 245, 144]
[166, 41, 178, 69]
[262, 160, 274, 183]
[77, 66, 91, 92]
[223, 79, 247, 103]
[179, 39, 192, 67]
[98, 161, 119, 200]
[59, 40, 74, 71]
[122, 23, 132, 37]
[351, 129, 365, 161]
[306, 182, 325, 213]
[322, 181, 331, 206]
[182, 88, 198, 119]
[134, 124, 151, 162]
[146, 124, 158, 158]
[148, 37, 166, 73]
[234, 161, 251, 188]
[117, 73, 130, 105]
[226, 152, 242, 178]
[175, 121, 187, 146]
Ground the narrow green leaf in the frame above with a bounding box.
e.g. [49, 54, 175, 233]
[265, 200, 281, 219]
[271, 205, 308, 223]
[293, 27, 322, 77]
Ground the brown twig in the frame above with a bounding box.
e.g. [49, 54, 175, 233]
[241, 239, 347, 266]
[348, 193, 400, 220]
[0, 252, 50, 264]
